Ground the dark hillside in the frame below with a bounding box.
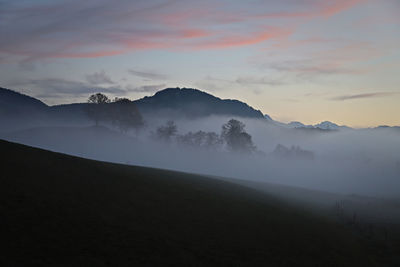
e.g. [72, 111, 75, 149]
[0, 140, 376, 266]
[135, 87, 265, 119]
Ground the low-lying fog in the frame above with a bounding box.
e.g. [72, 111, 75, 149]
[2, 115, 399, 199]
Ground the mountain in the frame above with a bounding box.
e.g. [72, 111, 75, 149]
[0, 87, 266, 130]
[0, 139, 376, 266]
[314, 121, 346, 130]
[0, 87, 92, 131]
[264, 114, 273, 121]
[372, 125, 400, 132]
[0, 87, 375, 131]
[134, 87, 265, 119]
[287, 121, 308, 128]
[286, 120, 351, 131]
[0, 87, 47, 115]
[0, 87, 52, 131]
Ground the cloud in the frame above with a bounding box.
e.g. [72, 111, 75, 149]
[266, 37, 333, 50]
[0, 0, 367, 62]
[193, 27, 293, 49]
[126, 84, 166, 93]
[9, 78, 126, 96]
[128, 69, 167, 80]
[268, 60, 361, 76]
[235, 76, 284, 86]
[259, 42, 379, 80]
[256, 0, 366, 19]
[330, 92, 399, 101]
[85, 71, 115, 85]
[318, 0, 366, 17]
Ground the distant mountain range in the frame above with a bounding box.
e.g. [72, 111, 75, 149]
[0, 86, 398, 132]
[263, 115, 350, 130]
[284, 120, 350, 130]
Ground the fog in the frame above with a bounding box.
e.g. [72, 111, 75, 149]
[2, 115, 399, 200]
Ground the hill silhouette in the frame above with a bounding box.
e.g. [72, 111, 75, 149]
[0, 87, 47, 116]
[134, 87, 265, 119]
[0, 87, 265, 124]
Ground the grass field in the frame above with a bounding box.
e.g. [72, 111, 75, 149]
[0, 139, 379, 266]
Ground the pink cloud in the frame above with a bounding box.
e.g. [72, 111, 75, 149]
[51, 50, 127, 59]
[195, 28, 293, 49]
[158, 7, 213, 26]
[181, 29, 210, 38]
[317, 0, 366, 17]
[255, 0, 365, 19]
[0, 0, 368, 61]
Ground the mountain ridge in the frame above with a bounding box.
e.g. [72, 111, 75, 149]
[285, 120, 351, 130]
[134, 87, 265, 119]
[0, 86, 265, 121]
[0, 87, 48, 115]
[1, 86, 398, 131]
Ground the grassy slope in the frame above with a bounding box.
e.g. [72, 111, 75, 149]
[0, 140, 375, 266]
[226, 178, 400, 223]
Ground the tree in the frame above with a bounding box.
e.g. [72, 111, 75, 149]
[221, 119, 255, 153]
[177, 131, 222, 150]
[86, 93, 110, 126]
[155, 121, 177, 142]
[111, 98, 144, 133]
[88, 93, 111, 105]
[204, 132, 223, 149]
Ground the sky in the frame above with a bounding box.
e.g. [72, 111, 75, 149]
[0, 0, 399, 127]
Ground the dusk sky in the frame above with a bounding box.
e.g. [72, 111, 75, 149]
[1, 0, 399, 127]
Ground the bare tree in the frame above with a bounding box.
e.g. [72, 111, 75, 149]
[86, 93, 110, 126]
[88, 93, 111, 105]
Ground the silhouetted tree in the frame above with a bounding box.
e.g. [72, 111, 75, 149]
[111, 98, 144, 133]
[86, 93, 110, 126]
[155, 121, 177, 142]
[88, 93, 110, 105]
[221, 119, 255, 153]
[177, 131, 222, 150]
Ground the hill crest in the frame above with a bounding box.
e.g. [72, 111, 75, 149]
[135, 87, 265, 119]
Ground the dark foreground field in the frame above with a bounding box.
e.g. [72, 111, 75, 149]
[0, 140, 377, 266]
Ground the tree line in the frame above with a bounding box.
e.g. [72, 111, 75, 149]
[86, 93, 144, 133]
[154, 119, 257, 154]
[85, 93, 313, 158]
[85, 93, 256, 154]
